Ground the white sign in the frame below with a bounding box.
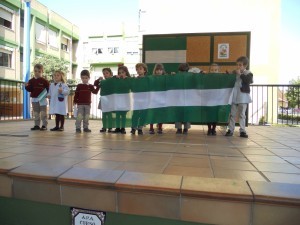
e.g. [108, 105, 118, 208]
[72, 208, 105, 225]
[218, 43, 229, 59]
[74, 213, 102, 225]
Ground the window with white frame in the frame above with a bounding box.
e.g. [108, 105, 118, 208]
[108, 47, 119, 54]
[92, 48, 103, 55]
[0, 7, 13, 29]
[61, 36, 70, 52]
[48, 29, 58, 48]
[35, 22, 47, 44]
[0, 48, 12, 68]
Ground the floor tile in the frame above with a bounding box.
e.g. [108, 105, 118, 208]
[163, 165, 213, 178]
[252, 162, 300, 173]
[213, 169, 267, 181]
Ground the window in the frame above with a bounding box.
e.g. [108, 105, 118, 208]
[35, 23, 47, 44]
[0, 7, 13, 29]
[61, 36, 70, 52]
[92, 48, 103, 55]
[108, 47, 119, 54]
[0, 50, 12, 68]
[48, 29, 58, 48]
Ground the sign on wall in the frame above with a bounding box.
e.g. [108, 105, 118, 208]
[71, 208, 106, 225]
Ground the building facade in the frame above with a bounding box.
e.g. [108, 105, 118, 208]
[81, 32, 140, 80]
[0, 0, 79, 81]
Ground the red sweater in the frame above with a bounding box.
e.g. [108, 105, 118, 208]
[25, 77, 49, 98]
[74, 84, 99, 105]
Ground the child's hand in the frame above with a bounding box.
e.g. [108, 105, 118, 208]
[47, 96, 51, 99]
[58, 87, 63, 93]
[24, 82, 29, 87]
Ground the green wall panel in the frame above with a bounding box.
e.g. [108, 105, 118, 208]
[0, 197, 214, 225]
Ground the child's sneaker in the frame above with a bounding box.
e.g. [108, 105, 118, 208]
[211, 130, 217, 136]
[100, 128, 106, 133]
[84, 128, 91, 132]
[131, 128, 136, 135]
[113, 128, 121, 133]
[240, 132, 248, 138]
[50, 127, 59, 131]
[31, 125, 40, 131]
[40, 126, 47, 131]
[225, 130, 233, 136]
[183, 128, 188, 134]
[149, 129, 155, 134]
[207, 130, 212, 136]
[58, 127, 64, 131]
[138, 129, 143, 135]
[157, 129, 163, 134]
[107, 128, 112, 133]
[120, 128, 126, 134]
[76, 128, 81, 133]
[176, 128, 182, 134]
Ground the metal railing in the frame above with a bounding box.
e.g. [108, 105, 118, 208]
[1, 79, 300, 125]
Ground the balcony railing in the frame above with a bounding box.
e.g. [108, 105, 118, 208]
[1, 78, 300, 126]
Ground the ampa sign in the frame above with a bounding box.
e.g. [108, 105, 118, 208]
[71, 208, 106, 225]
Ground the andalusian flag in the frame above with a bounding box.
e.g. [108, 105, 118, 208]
[100, 73, 236, 128]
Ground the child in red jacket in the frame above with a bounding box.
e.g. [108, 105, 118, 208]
[25, 63, 49, 131]
[74, 70, 99, 133]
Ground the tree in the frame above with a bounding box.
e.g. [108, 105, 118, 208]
[286, 77, 300, 109]
[32, 55, 69, 82]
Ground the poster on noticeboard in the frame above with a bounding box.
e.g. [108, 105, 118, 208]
[218, 43, 229, 59]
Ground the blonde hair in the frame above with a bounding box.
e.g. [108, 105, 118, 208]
[54, 70, 67, 83]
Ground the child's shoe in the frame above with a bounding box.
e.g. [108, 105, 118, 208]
[100, 128, 106, 133]
[131, 128, 136, 135]
[207, 129, 212, 136]
[149, 129, 155, 134]
[176, 128, 182, 134]
[138, 129, 143, 135]
[157, 129, 163, 134]
[211, 129, 217, 136]
[240, 132, 248, 138]
[113, 128, 121, 133]
[183, 128, 188, 134]
[84, 128, 91, 132]
[107, 128, 112, 133]
[120, 128, 126, 134]
[50, 127, 59, 131]
[40, 126, 47, 131]
[58, 127, 64, 131]
[225, 130, 233, 136]
[31, 125, 40, 131]
[76, 128, 81, 133]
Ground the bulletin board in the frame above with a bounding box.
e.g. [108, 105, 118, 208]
[143, 32, 251, 74]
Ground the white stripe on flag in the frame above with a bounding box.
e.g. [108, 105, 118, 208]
[145, 50, 186, 63]
[101, 88, 233, 112]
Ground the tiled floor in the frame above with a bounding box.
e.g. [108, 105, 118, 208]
[0, 120, 300, 184]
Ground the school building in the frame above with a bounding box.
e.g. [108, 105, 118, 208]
[0, 0, 79, 81]
[80, 31, 141, 80]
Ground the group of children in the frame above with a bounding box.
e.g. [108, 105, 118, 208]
[25, 56, 253, 138]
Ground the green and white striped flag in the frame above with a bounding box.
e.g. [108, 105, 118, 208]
[37, 88, 48, 106]
[100, 73, 236, 128]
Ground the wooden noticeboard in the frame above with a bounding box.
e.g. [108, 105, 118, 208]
[143, 32, 251, 74]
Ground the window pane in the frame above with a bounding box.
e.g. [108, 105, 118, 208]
[35, 23, 46, 43]
[0, 51, 12, 67]
[48, 29, 58, 48]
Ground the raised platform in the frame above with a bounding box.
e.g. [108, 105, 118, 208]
[0, 120, 300, 225]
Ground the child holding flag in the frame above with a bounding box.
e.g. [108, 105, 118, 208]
[25, 63, 49, 131]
